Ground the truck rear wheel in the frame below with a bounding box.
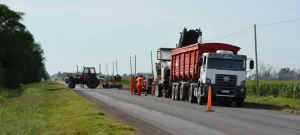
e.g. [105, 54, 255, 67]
[175, 85, 180, 100]
[172, 85, 175, 100]
[188, 86, 195, 103]
[179, 84, 186, 101]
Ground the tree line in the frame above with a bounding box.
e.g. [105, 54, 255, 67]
[0, 4, 49, 89]
[248, 62, 300, 81]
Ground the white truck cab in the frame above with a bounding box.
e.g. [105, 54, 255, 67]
[196, 50, 254, 106]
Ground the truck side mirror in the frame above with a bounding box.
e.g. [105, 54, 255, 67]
[198, 57, 203, 66]
[249, 60, 254, 69]
[0, 60, 9, 68]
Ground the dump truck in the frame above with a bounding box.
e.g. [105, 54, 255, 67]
[154, 27, 254, 107]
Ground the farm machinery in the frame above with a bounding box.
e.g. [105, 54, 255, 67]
[68, 67, 100, 89]
[103, 75, 123, 89]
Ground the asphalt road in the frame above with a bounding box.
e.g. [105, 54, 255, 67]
[69, 84, 300, 135]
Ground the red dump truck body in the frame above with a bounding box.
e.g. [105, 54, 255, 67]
[170, 43, 241, 81]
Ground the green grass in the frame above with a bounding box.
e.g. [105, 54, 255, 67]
[121, 78, 130, 89]
[0, 81, 134, 135]
[245, 96, 300, 114]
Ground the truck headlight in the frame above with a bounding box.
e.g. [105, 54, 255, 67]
[241, 88, 245, 93]
[241, 80, 246, 86]
[206, 78, 211, 84]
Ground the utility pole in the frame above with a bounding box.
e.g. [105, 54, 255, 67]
[106, 63, 108, 76]
[76, 65, 78, 74]
[112, 61, 114, 76]
[151, 51, 153, 75]
[135, 55, 136, 75]
[130, 57, 132, 76]
[99, 64, 101, 75]
[254, 24, 259, 94]
[116, 60, 118, 75]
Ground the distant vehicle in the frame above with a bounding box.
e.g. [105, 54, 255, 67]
[54, 78, 58, 81]
[97, 75, 106, 84]
[65, 73, 75, 84]
[64, 76, 69, 83]
[103, 75, 122, 89]
[135, 72, 153, 94]
[68, 67, 100, 89]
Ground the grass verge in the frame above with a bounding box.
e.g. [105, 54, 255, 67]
[245, 96, 300, 114]
[0, 81, 133, 135]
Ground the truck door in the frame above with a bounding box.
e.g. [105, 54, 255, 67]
[199, 56, 206, 83]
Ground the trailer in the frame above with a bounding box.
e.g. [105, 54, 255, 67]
[154, 27, 254, 107]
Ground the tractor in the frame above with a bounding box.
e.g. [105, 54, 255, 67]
[68, 67, 100, 89]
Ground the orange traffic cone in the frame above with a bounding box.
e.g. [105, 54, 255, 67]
[99, 80, 103, 89]
[206, 86, 213, 112]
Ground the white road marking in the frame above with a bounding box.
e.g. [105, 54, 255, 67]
[284, 128, 300, 133]
[210, 112, 231, 117]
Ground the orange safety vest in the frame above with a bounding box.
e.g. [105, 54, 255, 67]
[137, 77, 143, 86]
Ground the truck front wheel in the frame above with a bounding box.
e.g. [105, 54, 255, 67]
[236, 99, 244, 107]
[197, 89, 205, 105]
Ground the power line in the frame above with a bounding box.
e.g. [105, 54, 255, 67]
[257, 17, 300, 27]
[203, 16, 300, 42]
[203, 26, 253, 42]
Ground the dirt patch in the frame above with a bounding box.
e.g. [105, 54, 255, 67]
[76, 91, 170, 135]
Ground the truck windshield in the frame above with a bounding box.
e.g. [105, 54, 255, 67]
[207, 58, 246, 71]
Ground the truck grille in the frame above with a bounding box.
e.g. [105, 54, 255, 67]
[215, 74, 237, 96]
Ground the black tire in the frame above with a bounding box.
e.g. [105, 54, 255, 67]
[179, 84, 186, 101]
[236, 99, 244, 107]
[86, 77, 100, 88]
[197, 88, 205, 105]
[147, 87, 151, 94]
[188, 86, 195, 103]
[175, 85, 180, 100]
[68, 82, 75, 89]
[172, 85, 175, 100]
[158, 85, 163, 97]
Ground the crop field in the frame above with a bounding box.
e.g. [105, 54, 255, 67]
[247, 80, 300, 99]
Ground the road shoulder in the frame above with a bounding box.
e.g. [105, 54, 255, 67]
[76, 91, 170, 135]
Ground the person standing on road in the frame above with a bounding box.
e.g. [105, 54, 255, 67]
[129, 76, 136, 95]
[80, 75, 85, 88]
[136, 75, 144, 96]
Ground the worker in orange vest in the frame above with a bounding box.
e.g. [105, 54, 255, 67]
[136, 75, 144, 96]
[129, 76, 136, 95]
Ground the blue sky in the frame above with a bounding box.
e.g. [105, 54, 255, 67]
[1, 0, 300, 75]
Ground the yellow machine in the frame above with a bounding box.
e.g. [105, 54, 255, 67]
[104, 75, 123, 89]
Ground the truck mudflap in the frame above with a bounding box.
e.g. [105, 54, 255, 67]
[201, 84, 246, 100]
